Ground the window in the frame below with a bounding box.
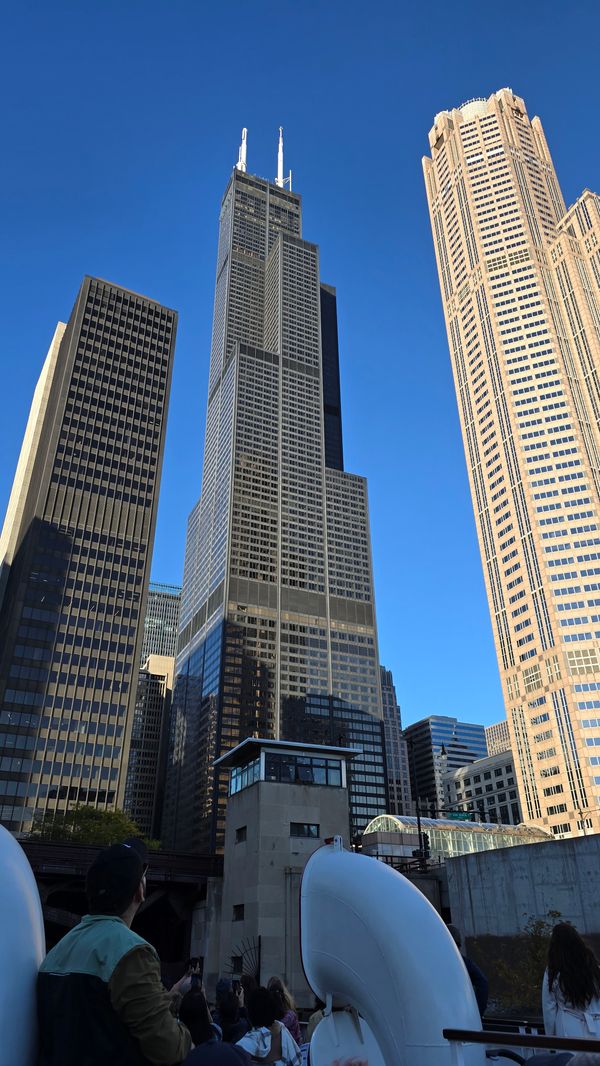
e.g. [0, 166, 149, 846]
[233, 904, 245, 921]
[290, 822, 319, 838]
[235, 825, 247, 844]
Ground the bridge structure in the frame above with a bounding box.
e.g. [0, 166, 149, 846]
[21, 840, 223, 980]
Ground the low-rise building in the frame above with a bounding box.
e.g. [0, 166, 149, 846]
[191, 737, 355, 1007]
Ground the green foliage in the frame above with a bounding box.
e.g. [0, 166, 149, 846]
[29, 804, 149, 847]
[495, 910, 562, 1012]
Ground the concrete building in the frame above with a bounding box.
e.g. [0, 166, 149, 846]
[380, 666, 412, 816]
[443, 750, 522, 824]
[424, 89, 600, 838]
[163, 133, 382, 853]
[404, 715, 487, 814]
[485, 719, 511, 757]
[362, 812, 549, 865]
[140, 582, 181, 662]
[0, 277, 176, 833]
[190, 737, 354, 1006]
[124, 654, 174, 838]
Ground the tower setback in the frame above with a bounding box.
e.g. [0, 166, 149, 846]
[163, 145, 383, 852]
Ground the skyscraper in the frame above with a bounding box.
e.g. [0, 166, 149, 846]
[0, 277, 176, 833]
[380, 666, 412, 815]
[163, 132, 382, 851]
[485, 719, 511, 757]
[124, 654, 174, 838]
[140, 581, 181, 662]
[424, 88, 600, 838]
[404, 715, 487, 815]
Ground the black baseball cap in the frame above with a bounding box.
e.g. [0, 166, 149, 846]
[86, 838, 149, 915]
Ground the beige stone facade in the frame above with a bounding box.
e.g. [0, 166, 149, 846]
[485, 719, 511, 757]
[424, 89, 600, 838]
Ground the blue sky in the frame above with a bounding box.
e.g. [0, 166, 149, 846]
[1, 0, 599, 728]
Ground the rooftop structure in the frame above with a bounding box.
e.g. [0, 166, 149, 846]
[363, 812, 550, 863]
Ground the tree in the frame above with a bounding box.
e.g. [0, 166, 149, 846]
[29, 805, 150, 847]
[495, 910, 562, 1012]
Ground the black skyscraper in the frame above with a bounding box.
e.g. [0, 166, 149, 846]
[0, 276, 176, 833]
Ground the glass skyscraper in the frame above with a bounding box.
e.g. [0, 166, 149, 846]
[0, 277, 176, 834]
[163, 140, 383, 852]
[140, 581, 181, 662]
[424, 88, 600, 837]
[404, 715, 487, 815]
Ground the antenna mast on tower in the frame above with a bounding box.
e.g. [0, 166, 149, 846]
[236, 128, 247, 172]
[276, 127, 284, 187]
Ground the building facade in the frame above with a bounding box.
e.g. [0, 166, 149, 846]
[380, 666, 412, 815]
[443, 750, 522, 824]
[0, 277, 176, 833]
[485, 719, 511, 757]
[404, 715, 487, 814]
[124, 654, 174, 838]
[140, 582, 181, 662]
[280, 693, 388, 841]
[163, 142, 382, 852]
[423, 88, 600, 837]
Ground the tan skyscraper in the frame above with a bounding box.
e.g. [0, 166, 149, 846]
[424, 88, 600, 838]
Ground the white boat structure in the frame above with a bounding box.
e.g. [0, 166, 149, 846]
[301, 835, 486, 1066]
[0, 824, 45, 1066]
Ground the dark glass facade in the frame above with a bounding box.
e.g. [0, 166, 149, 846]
[281, 694, 388, 841]
[320, 283, 344, 472]
[123, 657, 173, 838]
[0, 277, 176, 833]
[404, 715, 487, 816]
[140, 582, 181, 662]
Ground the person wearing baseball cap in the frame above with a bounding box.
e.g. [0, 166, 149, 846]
[37, 838, 191, 1066]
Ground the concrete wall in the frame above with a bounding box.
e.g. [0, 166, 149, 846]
[447, 835, 600, 937]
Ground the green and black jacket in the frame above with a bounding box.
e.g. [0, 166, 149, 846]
[38, 913, 191, 1066]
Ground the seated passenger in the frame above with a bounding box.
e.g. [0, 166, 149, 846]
[447, 923, 489, 1018]
[37, 839, 191, 1066]
[179, 988, 222, 1046]
[267, 976, 302, 1045]
[237, 987, 302, 1066]
[543, 923, 600, 1039]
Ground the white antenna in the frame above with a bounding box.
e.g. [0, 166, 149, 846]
[236, 128, 247, 172]
[276, 126, 284, 187]
[288, 169, 292, 191]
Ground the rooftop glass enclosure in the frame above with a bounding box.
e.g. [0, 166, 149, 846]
[363, 813, 551, 861]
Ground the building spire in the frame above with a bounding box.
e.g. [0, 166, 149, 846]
[276, 126, 284, 187]
[236, 128, 247, 173]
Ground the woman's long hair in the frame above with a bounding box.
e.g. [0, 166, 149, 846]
[179, 989, 215, 1046]
[548, 922, 600, 1009]
[267, 975, 295, 1013]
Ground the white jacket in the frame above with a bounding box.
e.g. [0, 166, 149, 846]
[542, 969, 600, 1039]
[237, 1021, 302, 1066]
